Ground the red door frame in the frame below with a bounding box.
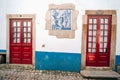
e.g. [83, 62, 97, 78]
[10, 19, 32, 64]
[86, 15, 112, 67]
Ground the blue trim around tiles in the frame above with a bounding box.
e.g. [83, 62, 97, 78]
[0, 50, 6, 53]
[115, 55, 120, 71]
[35, 51, 81, 72]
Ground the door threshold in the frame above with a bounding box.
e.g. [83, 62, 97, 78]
[81, 70, 120, 79]
[85, 67, 112, 71]
[0, 64, 34, 70]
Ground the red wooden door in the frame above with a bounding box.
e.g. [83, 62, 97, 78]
[10, 19, 32, 64]
[86, 15, 112, 66]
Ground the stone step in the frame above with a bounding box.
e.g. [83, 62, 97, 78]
[81, 70, 120, 79]
[0, 64, 34, 70]
[85, 67, 112, 71]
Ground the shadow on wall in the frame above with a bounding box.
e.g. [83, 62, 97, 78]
[0, 54, 6, 64]
[0, 50, 6, 64]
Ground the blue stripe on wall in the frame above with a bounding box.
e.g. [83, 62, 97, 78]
[0, 49, 119, 72]
[35, 51, 81, 72]
[0, 50, 6, 53]
[115, 55, 120, 71]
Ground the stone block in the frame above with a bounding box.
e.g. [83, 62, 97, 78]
[117, 65, 120, 74]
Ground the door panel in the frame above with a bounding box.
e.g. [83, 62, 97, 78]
[10, 19, 32, 64]
[86, 15, 111, 67]
[86, 16, 97, 66]
[22, 46, 32, 64]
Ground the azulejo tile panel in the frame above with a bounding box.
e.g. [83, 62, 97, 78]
[51, 9, 72, 30]
[46, 4, 78, 38]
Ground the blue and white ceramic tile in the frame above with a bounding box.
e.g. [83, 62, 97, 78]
[51, 9, 72, 30]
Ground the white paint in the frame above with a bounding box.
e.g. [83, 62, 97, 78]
[0, 0, 120, 54]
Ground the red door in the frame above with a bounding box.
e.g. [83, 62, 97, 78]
[86, 15, 112, 66]
[10, 19, 32, 64]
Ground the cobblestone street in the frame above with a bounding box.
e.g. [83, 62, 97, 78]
[0, 64, 120, 80]
[0, 69, 84, 80]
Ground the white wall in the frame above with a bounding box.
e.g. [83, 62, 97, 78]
[0, 0, 120, 54]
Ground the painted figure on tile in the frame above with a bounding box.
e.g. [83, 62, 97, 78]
[51, 9, 72, 30]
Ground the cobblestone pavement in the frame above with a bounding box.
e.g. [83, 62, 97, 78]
[0, 69, 84, 80]
[0, 64, 120, 80]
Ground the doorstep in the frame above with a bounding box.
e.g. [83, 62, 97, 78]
[81, 70, 120, 79]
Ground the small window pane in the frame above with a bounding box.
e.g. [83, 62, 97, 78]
[93, 43, 96, 48]
[93, 19, 97, 23]
[104, 37, 107, 42]
[105, 25, 108, 30]
[28, 33, 31, 37]
[93, 25, 97, 30]
[13, 33, 16, 37]
[28, 22, 31, 26]
[13, 38, 16, 43]
[104, 31, 108, 36]
[13, 22, 16, 27]
[17, 28, 20, 32]
[89, 19, 92, 23]
[88, 49, 91, 52]
[17, 22, 20, 26]
[93, 37, 96, 42]
[92, 49, 96, 53]
[89, 25, 92, 30]
[100, 25, 104, 29]
[104, 49, 107, 53]
[17, 33, 20, 37]
[89, 31, 92, 36]
[88, 43, 92, 47]
[24, 28, 27, 32]
[28, 39, 31, 43]
[100, 31, 103, 36]
[24, 33, 27, 37]
[28, 28, 31, 32]
[89, 37, 92, 41]
[104, 43, 107, 48]
[105, 19, 108, 23]
[100, 49, 103, 52]
[24, 22, 27, 26]
[100, 37, 103, 42]
[93, 31, 96, 36]
[13, 28, 16, 32]
[100, 19, 104, 23]
[100, 43, 103, 48]
[24, 38, 27, 43]
[17, 39, 20, 43]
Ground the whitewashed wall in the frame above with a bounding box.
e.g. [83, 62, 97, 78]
[0, 0, 120, 54]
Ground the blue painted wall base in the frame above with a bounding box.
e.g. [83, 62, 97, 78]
[35, 51, 81, 72]
[0, 49, 119, 72]
[36, 51, 120, 72]
[115, 55, 120, 71]
[0, 50, 6, 53]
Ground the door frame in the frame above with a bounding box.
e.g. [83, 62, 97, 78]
[6, 14, 36, 66]
[81, 10, 117, 70]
